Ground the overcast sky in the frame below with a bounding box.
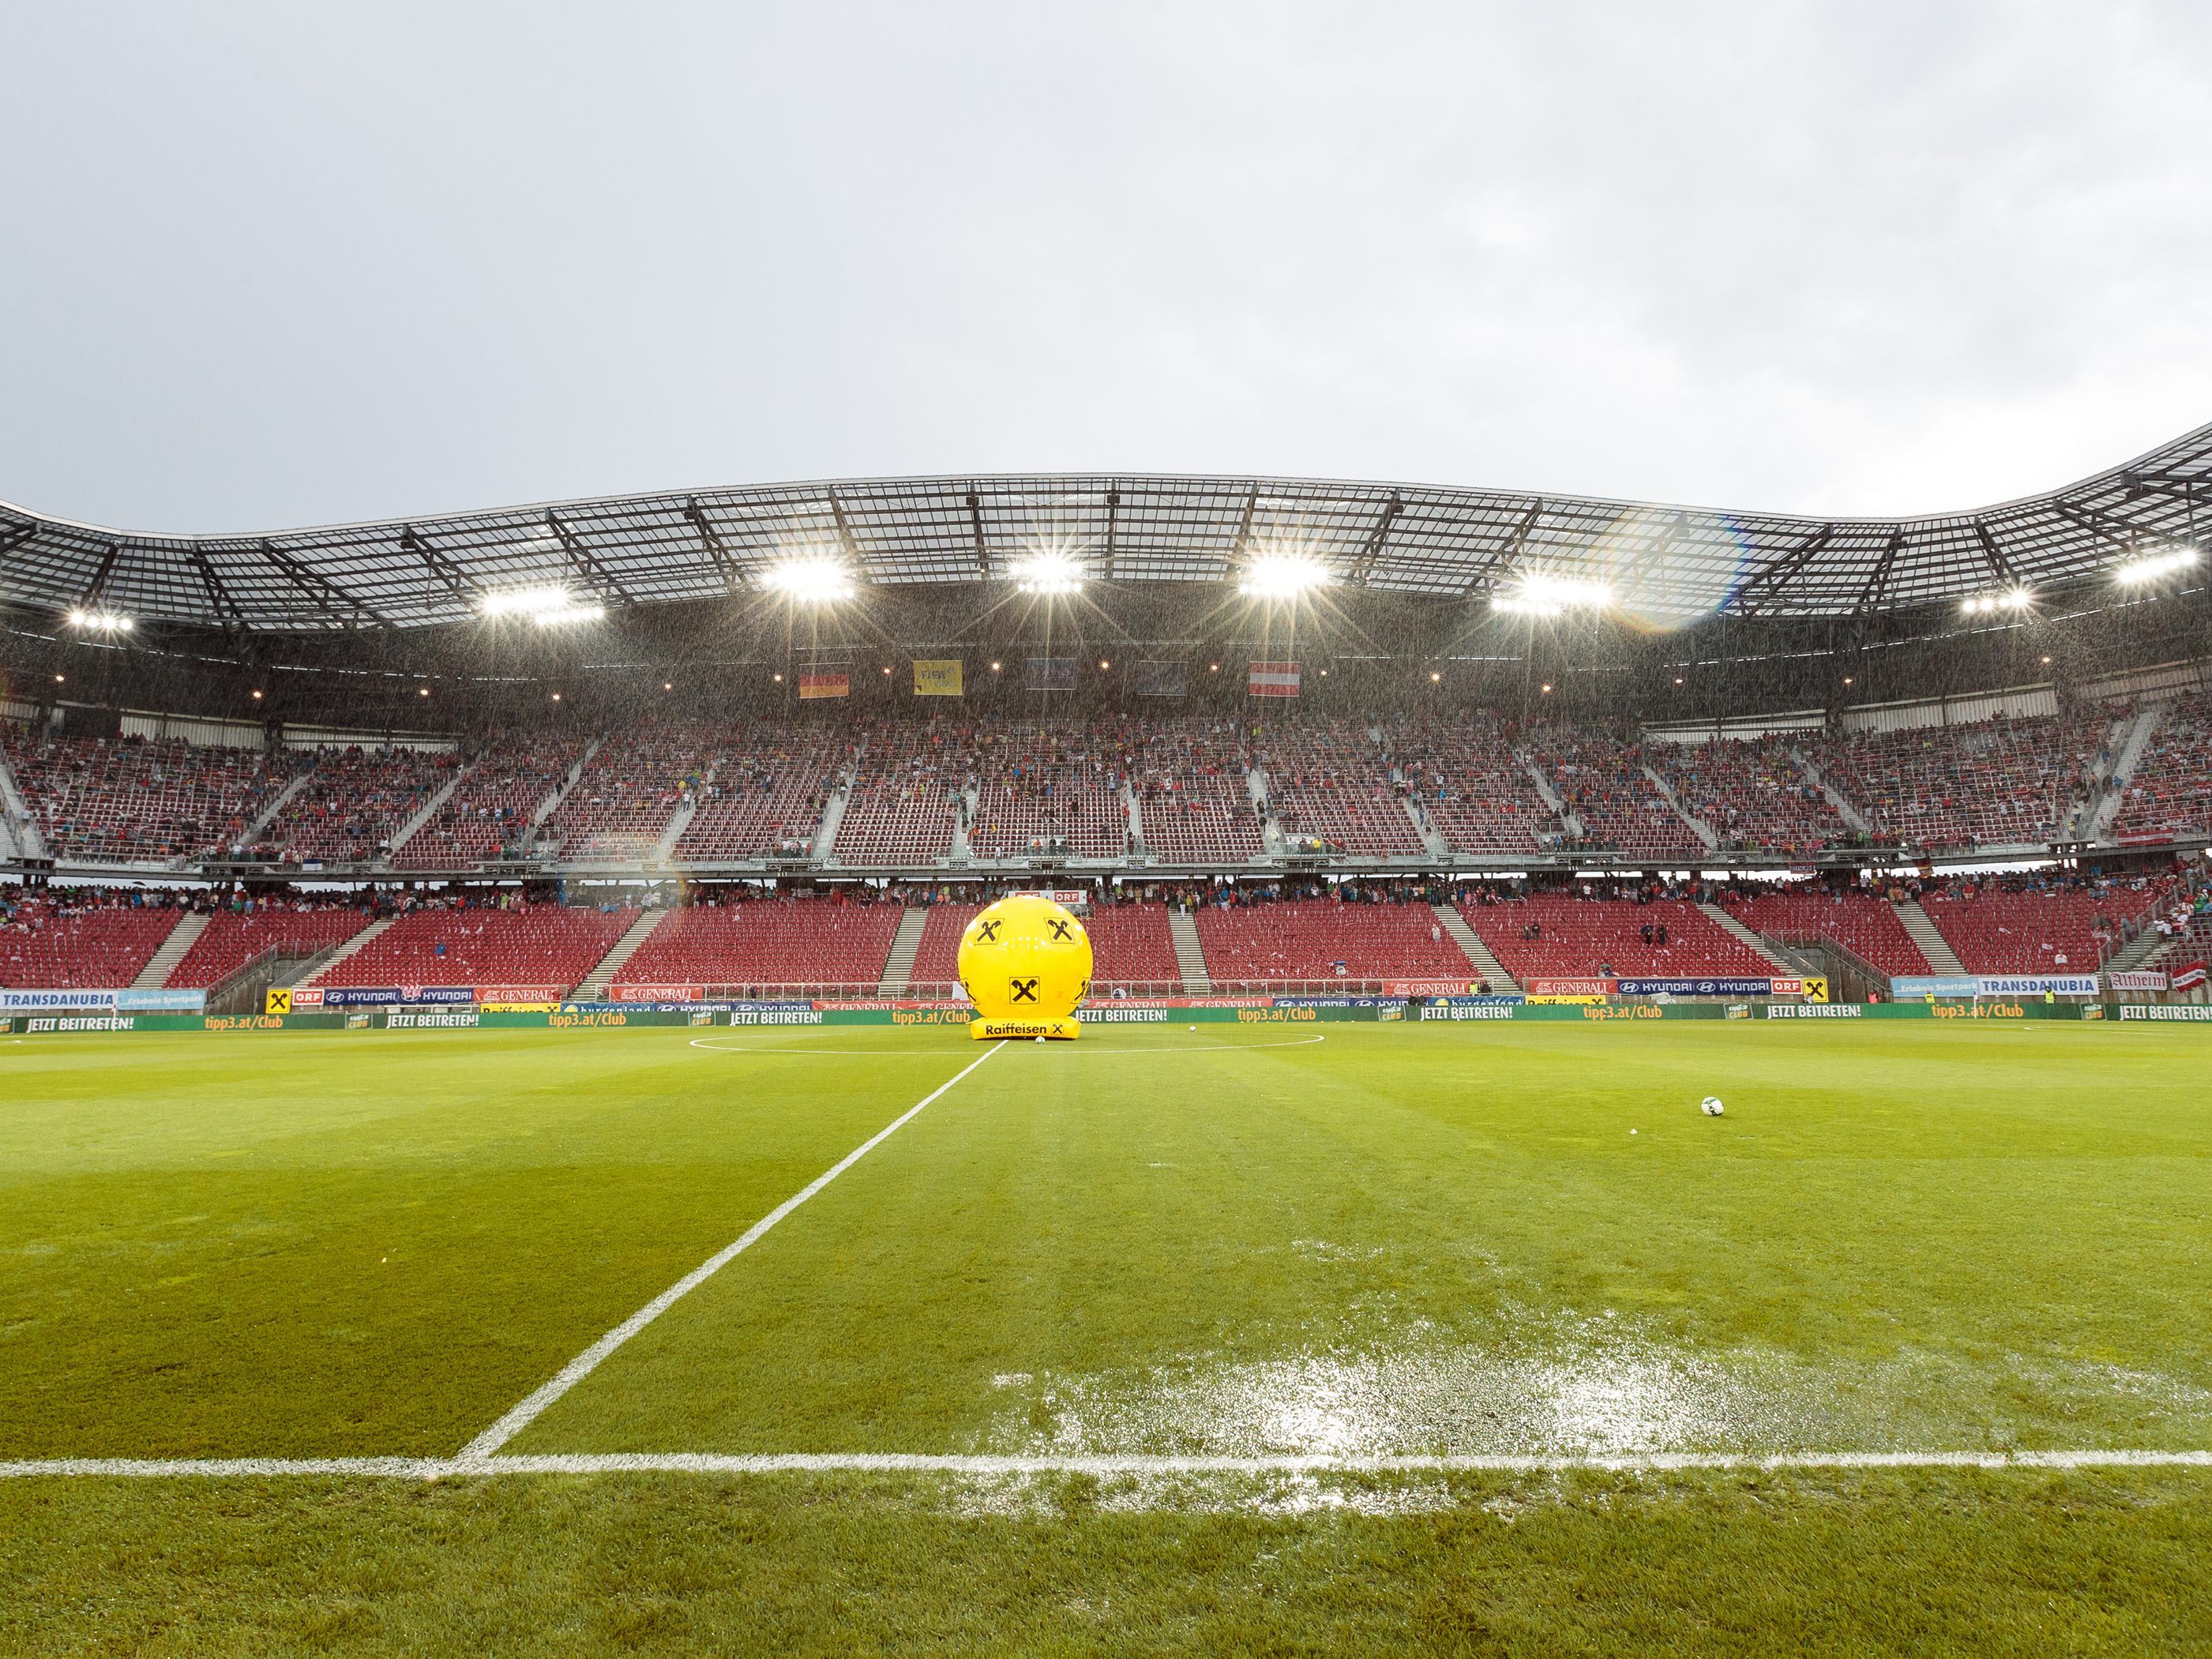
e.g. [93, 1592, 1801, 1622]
[3, 3, 2209, 534]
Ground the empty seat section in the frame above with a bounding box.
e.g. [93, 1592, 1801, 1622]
[2114, 696, 2212, 841]
[907, 904, 983, 994]
[394, 734, 585, 866]
[1462, 895, 1771, 981]
[1131, 720, 1263, 861]
[612, 899, 900, 993]
[1196, 899, 1470, 989]
[0, 898, 182, 987]
[1388, 718, 1560, 854]
[1259, 721, 1423, 855]
[1529, 730, 1706, 861]
[2, 727, 282, 863]
[310, 904, 635, 993]
[537, 725, 713, 859]
[1083, 904, 1180, 991]
[266, 746, 460, 863]
[165, 906, 375, 988]
[1721, 889, 1930, 977]
[674, 723, 839, 859]
[832, 724, 970, 865]
[1656, 737, 1846, 854]
[1920, 887, 2159, 974]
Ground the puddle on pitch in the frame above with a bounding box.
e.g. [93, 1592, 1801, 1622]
[976, 1313, 2212, 1460]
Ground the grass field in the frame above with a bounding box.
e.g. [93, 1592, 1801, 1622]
[2, 1020, 2209, 1653]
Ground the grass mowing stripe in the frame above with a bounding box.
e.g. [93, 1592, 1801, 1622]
[456, 1042, 1003, 1464]
[5, 1450, 2211, 1479]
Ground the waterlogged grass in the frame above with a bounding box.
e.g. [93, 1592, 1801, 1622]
[1, 1019, 2208, 1650]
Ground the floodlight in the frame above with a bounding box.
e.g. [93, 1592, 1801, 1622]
[762, 556, 856, 602]
[1238, 554, 1332, 598]
[2113, 546, 2199, 586]
[1960, 588, 2034, 616]
[1011, 551, 1084, 595]
[65, 608, 134, 632]
[479, 586, 603, 625]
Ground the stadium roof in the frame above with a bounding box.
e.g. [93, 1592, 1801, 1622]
[2, 422, 2207, 632]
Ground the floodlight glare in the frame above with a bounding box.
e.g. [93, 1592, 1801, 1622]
[1238, 554, 1332, 599]
[479, 586, 603, 625]
[1960, 587, 2035, 616]
[1492, 573, 1611, 617]
[65, 608, 134, 632]
[1010, 551, 1084, 595]
[762, 556, 856, 602]
[2113, 546, 2199, 586]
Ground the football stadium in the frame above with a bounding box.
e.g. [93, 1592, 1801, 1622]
[4, 428, 2212, 1650]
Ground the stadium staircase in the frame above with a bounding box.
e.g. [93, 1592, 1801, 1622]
[1407, 800, 1451, 858]
[241, 771, 311, 849]
[1123, 782, 1146, 856]
[1645, 764, 1719, 851]
[1893, 899, 1966, 975]
[574, 906, 667, 1000]
[301, 915, 398, 984]
[1433, 903, 1517, 993]
[524, 737, 600, 853]
[1523, 756, 1580, 839]
[386, 767, 465, 858]
[654, 800, 697, 861]
[2101, 925, 2172, 980]
[2088, 704, 2166, 842]
[813, 766, 855, 861]
[1696, 903, 1803, 973]
[1168, 909, 1212, 993]
[877, 908, 929, 995]
[0, 739, 48, 858]
[1790, 747, 1871, 834]
[131, 912, 208, 989]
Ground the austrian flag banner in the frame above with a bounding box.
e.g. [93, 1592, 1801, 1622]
[1248, 661, 1301, 697]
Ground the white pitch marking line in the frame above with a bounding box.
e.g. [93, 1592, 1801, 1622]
[686, 1034, 1329, 1057]
[3, 1450, 2208, 1480]
[454, 1042, 1004, 1466]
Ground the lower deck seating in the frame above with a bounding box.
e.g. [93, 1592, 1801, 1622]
[611, 900, 902, 992]
[0, 899, 183, 988]
[1919, 887, 2160, 975]
[1719, 889, 1930, 978]
[311, 904, 635, 993]
[1196, 900, 1470, 987]
[1461, 895, 1772, 982]
[166, 908, 375, 989]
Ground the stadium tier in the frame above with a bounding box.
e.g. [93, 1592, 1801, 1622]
[1718, 888, 1932, 978]
[1194, 899, 1473, 989]
[612, 897, 902, 994]
[967, 723, 1130, 861]
[1388, 718, 1561, 855]
[1918, 885, 2162, 975]
[2113, 694, 2212, 843]
[534, 725, 704, 860]
[1530, 730, 1709, 861]
[0, 895, 182, 988]
[266, 746, 460, 865]
[308, 903, 637, 996]
[1460, 895, 1773, 982]
[1800, 714, 2109, 852]
[832, 723, 970, 865]
[907, 903, 981, 993]
[1655, 736, 1850, 854]
[673, 722, 840, 860]
[1129, 720, 1265, 861]
[1258, 719, 1425, 856]
[2, 730, 280, 863]
[391, 733, 585, 868]
[164, 906, 376, 989]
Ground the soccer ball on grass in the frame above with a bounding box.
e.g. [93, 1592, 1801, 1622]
[1699, 1096, 1726, 1117]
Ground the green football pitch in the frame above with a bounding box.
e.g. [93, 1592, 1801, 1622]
[2, 1021, 2209, 1653]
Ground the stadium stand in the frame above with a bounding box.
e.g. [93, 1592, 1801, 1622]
[1654, 737, 1848, 854]
[1460, 894, 1774, 982]
[2, 729, 281, 864]
[1130, 720, 1264, 861]
[266, 746, 460, 864]
[1387, 718, 1560, 854]
[1257, 720, 1424, 856]
[832, 723, 971, 865]
[1802, 714, 2107, 850]
[2113, 695, 2212, 843]
[1530, 730, 1707, 860]
[674, 722, 841, 860]
[0, 894, 183, 988]
[1719, 888, 1932, 978]
[1195, 899, 1471, 989]
[309, 903, 636, 994]
[164, 906, 375, 989]
[611, 896, 900, 994]
[907, 903, 982, 993]
[392, 733, 585, 867]
[535, 725, 708, 859]
[1918, 884, 2161, 975]
[967, 722, 1131, 859]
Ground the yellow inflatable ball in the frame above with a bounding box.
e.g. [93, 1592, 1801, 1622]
[958, 895, 1092, 1020]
